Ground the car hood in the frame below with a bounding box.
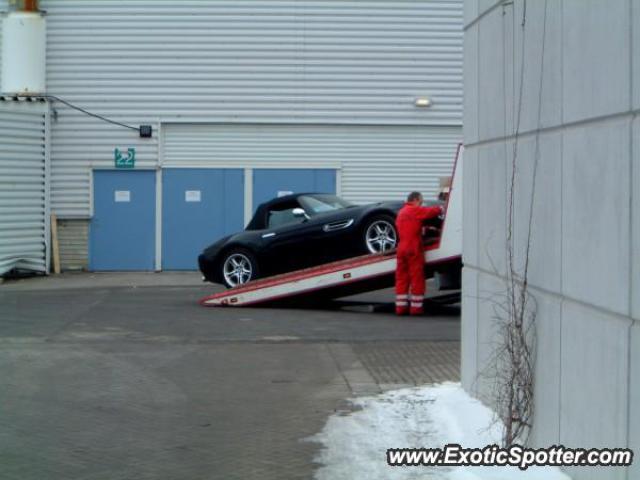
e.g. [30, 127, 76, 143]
[372, 200, 404, 212]
[369, 199, 443, 210]
[357, 200, 404, 214]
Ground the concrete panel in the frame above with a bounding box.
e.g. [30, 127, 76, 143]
[479, 0, 500, 16]
[462, 146, 479, 268]
[478, 141, 507, 277]
[463, 25, 479, 145]
[562, 0, 630, 123]
[513, 0, 562, 132]
[634, 0, 640, 110]
[562, 119, 631, 316]
[464, 0, 479, 28]
[475, 270, 506, 408]
[461, 267, 479, 394]
[475, 273, 562, 447]
[503, 3, 515, 138]
[478, 7, 505, 142]
[511, 132, 562, 293]
[560, 300, 630, 480]
[633, 117, 640, 321]
[629, 322, 640, 480]
[528, 290, 561, 447]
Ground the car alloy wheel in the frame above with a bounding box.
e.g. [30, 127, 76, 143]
[365, 219, 397, 253]
[222, 253, 253, 287]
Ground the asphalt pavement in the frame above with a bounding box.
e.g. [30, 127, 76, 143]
[0, 273, 460, 480]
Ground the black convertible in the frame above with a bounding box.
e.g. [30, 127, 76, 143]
[198, 193, 442, 288]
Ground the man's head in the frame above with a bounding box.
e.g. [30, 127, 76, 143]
[406, 191, 423, 206]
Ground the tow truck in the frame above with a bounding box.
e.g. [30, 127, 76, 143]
[200, 145, 463, 308]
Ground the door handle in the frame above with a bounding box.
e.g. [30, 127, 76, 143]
[262, 232, 276, 238]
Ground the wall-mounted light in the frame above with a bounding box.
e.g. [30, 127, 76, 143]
[415, 97, 432, 107]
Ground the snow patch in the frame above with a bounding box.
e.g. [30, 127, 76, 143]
[309, 382, 570, 480]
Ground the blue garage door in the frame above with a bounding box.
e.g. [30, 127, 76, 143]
[162, 168, 244, 270]
[252, 169, 337, 211]
[90, 170, 156, 271]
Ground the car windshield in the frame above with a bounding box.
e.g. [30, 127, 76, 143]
[298, 195, 354, 215]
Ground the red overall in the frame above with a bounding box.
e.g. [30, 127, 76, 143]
[395, 203, 441, 315]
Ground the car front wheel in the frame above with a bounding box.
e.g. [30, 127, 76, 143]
[363, 215, 397, 254]
[221, 249, 259, 288]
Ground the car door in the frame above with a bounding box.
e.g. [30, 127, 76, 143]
[258, 202, 325, 274]
[307, 209, 359, 264]
[296, 195, 361, 263]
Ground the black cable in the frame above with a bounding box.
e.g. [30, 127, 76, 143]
[14, 94, 140, 132]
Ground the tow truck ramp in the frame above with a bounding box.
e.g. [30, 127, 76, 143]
[200, 145, 463, 308]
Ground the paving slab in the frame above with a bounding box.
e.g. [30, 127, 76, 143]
[0, 273, 461, 479]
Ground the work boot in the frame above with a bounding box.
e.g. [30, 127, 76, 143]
[409, 295, 424, 316]
[395, 294, 409, 316]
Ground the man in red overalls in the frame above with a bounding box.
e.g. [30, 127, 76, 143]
[395, 191, 443, 316]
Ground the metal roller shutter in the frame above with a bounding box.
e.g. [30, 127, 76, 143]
[0, 100, 50, 275]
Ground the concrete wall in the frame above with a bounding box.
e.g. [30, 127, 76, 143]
[462, 1, 638, 478]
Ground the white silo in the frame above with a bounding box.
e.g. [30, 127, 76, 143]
[1, 2, 46, 95]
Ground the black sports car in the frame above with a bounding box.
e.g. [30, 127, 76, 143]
[198, 193, 442, 288]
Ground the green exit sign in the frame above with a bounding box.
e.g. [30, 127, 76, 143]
[114, 148, 135, 169]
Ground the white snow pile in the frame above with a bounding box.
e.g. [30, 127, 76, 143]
[309, 382, 570, 480]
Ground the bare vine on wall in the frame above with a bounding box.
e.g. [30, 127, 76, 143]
[478, 0, 549, 447]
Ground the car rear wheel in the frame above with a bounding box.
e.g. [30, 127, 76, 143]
[221, 249, 259, 288]
[363, 215, 397, 254]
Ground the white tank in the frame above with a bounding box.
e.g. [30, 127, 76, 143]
[1, 11, 46, 95]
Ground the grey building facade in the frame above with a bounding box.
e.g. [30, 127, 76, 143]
[462, 0, 639, 478]
[0, 0, 463, 272]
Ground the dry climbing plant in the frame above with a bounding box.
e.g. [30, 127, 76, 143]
[477, 0, 549, 447]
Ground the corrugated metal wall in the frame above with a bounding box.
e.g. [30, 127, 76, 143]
[0, 100, 50, 275]
[0, 0, 463, 218]
[164, 124, 461, 203]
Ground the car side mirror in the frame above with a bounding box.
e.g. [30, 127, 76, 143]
[292, 208, 309, 220]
